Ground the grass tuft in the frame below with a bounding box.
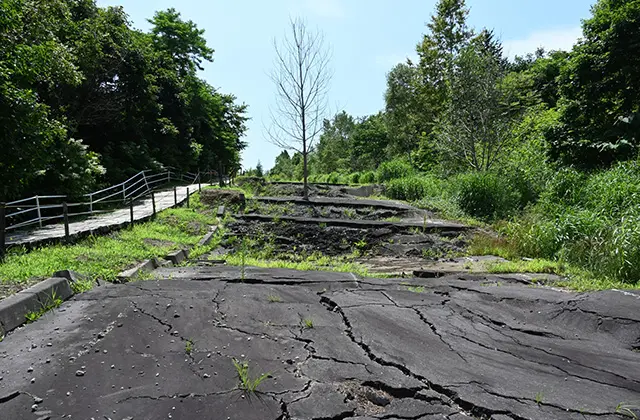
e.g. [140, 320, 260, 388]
[232, 358, 270, 393]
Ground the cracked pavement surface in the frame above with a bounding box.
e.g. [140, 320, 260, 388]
[1, 266, 639, 419]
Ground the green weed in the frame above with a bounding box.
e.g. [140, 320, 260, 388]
[0, 193, 218, 287]
[302, 318, 314, 329]
[185, 339, 194, 355]
[616, 403, 639, 419]
[25, 290, 63, 323]
[267, 294, 282, 303]
[232, 359, 270, 393]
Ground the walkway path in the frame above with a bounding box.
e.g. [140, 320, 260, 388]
[6, 184, 203, 247]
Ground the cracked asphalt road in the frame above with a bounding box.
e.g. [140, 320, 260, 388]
[1, 266, 639, 420]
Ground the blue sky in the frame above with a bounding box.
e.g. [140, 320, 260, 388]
[97, 0, 594, 170]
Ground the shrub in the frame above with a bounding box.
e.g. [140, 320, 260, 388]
[349, 172, 361, 184]
[385, 175, 444, 202]
[327, 172, 340, 184]
[452, 172, 521, 221]
[377, 159, 413, 182]
[583, 160, 640, 217]
[360, 171, 376, 184]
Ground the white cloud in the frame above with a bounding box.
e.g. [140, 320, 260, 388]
[502, 27, 582, 59]
[305, 0, 345, 18]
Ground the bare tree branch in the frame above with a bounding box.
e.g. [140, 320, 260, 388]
[266, 17, 332, 198]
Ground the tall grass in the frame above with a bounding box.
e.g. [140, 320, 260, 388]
[504, 160, 640, 284]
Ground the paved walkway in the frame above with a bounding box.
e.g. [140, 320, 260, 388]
[6, 184, 203, 247]
[0, 266, 638, 419]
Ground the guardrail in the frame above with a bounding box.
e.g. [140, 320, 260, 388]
[0, 168, 216, 259]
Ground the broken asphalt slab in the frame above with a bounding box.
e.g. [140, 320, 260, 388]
[0, 266, 638, 420]
[237, 213, 467, 232]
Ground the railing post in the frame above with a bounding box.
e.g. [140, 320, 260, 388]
[122, 183, 126, 203]
[129, 198, 134, 226]
[174, 186, 177, 206]
[186, 187, 190, 208]
[0, 202, 6, 262]
[151, 192, 156, 217]
[63, 202, 70, 241]
[89, 193, 93, 214]
[35, 196, 42, 228]
[198, 171, 202, 192]
[143, 172, 150, 194]
[168, 171, 171, 183]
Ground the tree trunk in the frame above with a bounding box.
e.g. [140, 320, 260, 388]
[303, 145, 309, 200]
[218, 161, 224, 187]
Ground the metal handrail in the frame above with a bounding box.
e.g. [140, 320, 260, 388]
[3, 168, 204, 233]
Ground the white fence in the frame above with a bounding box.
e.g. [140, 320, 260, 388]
[3, 169, 202, 232]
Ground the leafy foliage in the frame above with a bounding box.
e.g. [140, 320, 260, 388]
[1, 0, 247, 201]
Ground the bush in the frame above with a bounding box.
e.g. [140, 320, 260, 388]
[583, 160, 640, 217]
[327, 172, 341, 184]
[360, 171, 376, 184]
[452, 172, 521, 221]
[377, 159, 413, 182]
[385, 175, 444, 202]
[349, 172, 361, 184]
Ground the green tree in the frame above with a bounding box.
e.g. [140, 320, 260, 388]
[384, 62, 424, 162]
[315, 111, 356, 174]
[549, 0, 640, 168]
[437, 40, 518, 171]
[350, 114, 390, 171]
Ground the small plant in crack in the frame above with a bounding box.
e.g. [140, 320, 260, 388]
[534, 391, 544, 405]
[406, 285, 425, 293]
[26, 290, 63, 323]
[354, 239, 367, 250]
[185, 339, 194, 355]
[232, 358, 270, 393]
[267, 294, 282, 303]
[301, 317, 314, 329]
[616, 403, 640, 419]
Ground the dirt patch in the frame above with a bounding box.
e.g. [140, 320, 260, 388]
[0, 279, 41, 300]
[223, 218, 468, 262]
[143, 238, 176, 248]
[200, 189, 245, 207]
[257, 183, 383, 198]
[244, 200, 407, 221]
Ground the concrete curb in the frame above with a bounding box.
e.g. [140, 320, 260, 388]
[116, 258, 163, 283]
[166, 249, 190, 265]
[0, 277, 73, 336]
[197, 226, 218, 247]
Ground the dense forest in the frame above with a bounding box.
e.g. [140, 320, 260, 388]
[264, 0, 640, 286]
[0, 0, 248, 202]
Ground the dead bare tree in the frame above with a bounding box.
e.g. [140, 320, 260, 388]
[267, 17, 332, 199]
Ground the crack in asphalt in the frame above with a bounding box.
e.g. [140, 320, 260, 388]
[317, 294, 519, 420]
[451, 303, 640, 391]
[116, 389, 237, 404]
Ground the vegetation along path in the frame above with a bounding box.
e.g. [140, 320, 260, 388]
[0, 186, 638, 419]
[6, 184, 202, 248]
